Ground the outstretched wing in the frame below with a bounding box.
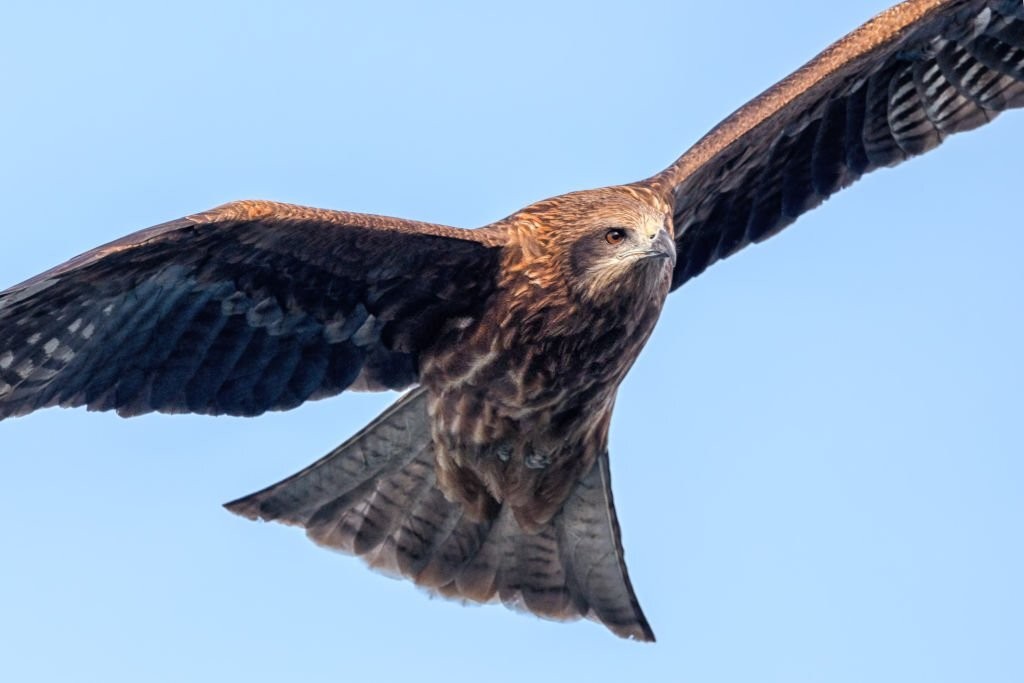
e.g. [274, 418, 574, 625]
[227, 389, 654, 641]
[649, 0, 1024, 288]
[0, 200, 502, 418]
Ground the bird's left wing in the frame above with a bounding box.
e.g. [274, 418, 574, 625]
[646, 0, 1024, 288]
[0, 200, 503, 418]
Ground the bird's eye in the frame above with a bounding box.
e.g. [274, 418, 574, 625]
[604, 228, 627, 245]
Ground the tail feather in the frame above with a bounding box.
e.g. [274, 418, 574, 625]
[225, 387, 654, 641]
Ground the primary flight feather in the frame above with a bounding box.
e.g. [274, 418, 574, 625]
[1, 0, 1021, 641]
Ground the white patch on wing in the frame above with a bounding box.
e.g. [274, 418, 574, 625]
[14, 358, 34, 379]
[972, 7, 993, 38]
[323, 320, 350, 343]
[246, 297, 283, 328]
[220, 292, 250, 316]
[352, 316, 382, 346]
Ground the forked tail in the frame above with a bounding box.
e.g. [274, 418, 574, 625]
[225, 387, 654, 641]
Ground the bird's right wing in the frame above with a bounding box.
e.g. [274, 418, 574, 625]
[647, 0, 1024, 288]
[0, 200, 503, 419]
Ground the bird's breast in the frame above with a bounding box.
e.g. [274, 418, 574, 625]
[417, 286, 665, 524]
[420, 282, 665, 445]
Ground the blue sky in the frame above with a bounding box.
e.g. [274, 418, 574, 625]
[2, 2, 1022, 681]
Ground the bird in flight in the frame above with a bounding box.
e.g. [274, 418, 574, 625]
[1, 0, 1021, 641]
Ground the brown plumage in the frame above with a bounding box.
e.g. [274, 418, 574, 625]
[1, 0, 1022, 641]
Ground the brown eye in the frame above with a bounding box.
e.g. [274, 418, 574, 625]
[605, 228, 627, 245]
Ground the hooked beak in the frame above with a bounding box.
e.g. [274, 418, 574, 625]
[643, 227, 675, 262]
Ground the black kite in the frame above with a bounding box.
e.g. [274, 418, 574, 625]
[2, 0, 1022, 641]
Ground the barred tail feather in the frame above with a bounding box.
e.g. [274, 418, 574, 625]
[225, 387, 654, 641]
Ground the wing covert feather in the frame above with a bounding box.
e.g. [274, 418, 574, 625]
[0, 201, 503, 418]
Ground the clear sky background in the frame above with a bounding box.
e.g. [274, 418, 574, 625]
[2, 2, 1022, 682]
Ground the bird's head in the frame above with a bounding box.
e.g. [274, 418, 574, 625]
[506, 185, 676, 306]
